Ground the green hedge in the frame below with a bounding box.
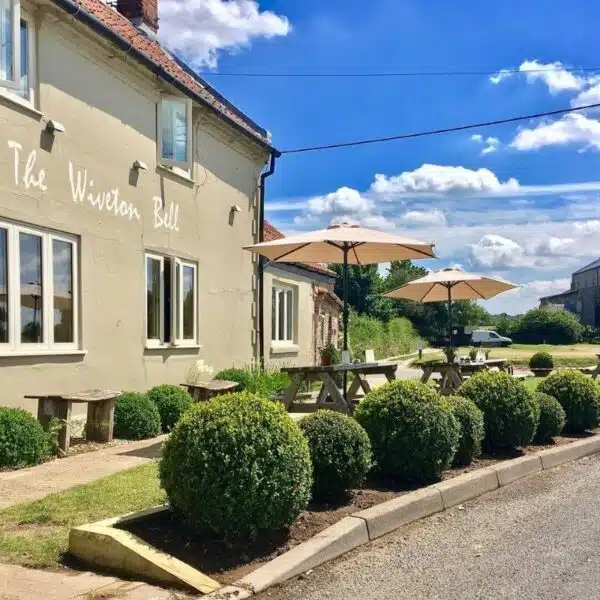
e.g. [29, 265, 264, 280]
[442, 396, 485, 466]
[299, 411, 372, 500]
[460, 371, 539, 450]
[349, 315, 417, 361]
[114, 392, 161, 440]
[355, 380, 459, 482]
[538, 370, 600, 432]
[0, 407, 51, 469]
[529, 352, 554, 370]
[147, 385, 192, 433]
[214, 366, 290, 397]
[160, 393, 312, 541]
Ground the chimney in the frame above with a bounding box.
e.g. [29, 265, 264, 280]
[116, 0, 158, 33]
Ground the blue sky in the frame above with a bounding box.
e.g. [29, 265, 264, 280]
[159, 0, 600, 314]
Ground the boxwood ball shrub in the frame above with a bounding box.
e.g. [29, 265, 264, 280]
[529, 352, 554, 370]
[114, 392, 161, 440]
[442, 396, 485, 466]
[299, 411, 372, 500]
[0, 407, 50, 468]
[534, 392, 566, 443]
[354, 380, 459, 482]
[538, 370, 600, 433]
[160, 393, 312, 541]
[147, 385, 192, 433]
[460, 371, 539, 450]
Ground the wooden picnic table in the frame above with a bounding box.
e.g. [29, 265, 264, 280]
[180, 380, 239, 402]
[280, 362, 398, 414]
[25, 389, 121, 455]
[420, 358, 511, 393]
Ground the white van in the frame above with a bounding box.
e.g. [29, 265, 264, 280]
[471, 330, 512, 347]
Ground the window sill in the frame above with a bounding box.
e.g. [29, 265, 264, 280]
[156, 164, 196, 186]
[0, 92, 43, 119]
[145, 343, 203, 351]
[271, 344, 300, 355]
[0, 349, 87, 358]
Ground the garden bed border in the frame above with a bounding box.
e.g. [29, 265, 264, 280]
[69, 435, 600, 598]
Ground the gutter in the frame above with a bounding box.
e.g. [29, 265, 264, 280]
[51, 0, 281, 156]
[258, 153, 277, 367]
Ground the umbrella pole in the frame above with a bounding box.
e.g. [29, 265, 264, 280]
[447, 285, 453, 347]
[343, 245, 349, 403]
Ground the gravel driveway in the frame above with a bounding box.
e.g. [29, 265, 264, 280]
[258, 454, 600, 600]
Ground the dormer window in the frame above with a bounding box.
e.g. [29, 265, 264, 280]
[158, 95, 192, 171]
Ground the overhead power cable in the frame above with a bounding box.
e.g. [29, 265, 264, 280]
[200, 66, 600, 78]
[280, 102, 600, 155]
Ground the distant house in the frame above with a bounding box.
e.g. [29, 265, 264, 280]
[540, 258, 600, 327]
[263, 222, 341, 366]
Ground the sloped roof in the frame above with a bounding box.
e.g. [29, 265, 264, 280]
[55, 0, 275, 151]
[574, 257, 600, 275]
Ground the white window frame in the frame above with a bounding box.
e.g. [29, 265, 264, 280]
[173, 258, 197, 346]
[271, 282, 295, 346]
[0, 0, 20, 90]
[145, 253, 198, 348]
[145, 253, 165, 348]
[0, 219, 78, 354]
[157, 95, 193, 171]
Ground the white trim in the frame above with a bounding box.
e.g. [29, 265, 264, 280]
[270, 344, 300, 355]
[145, 253, 165, 345]
[0, 349, 87, 358]
[271, 282, 296, 345]
[174, 259, 197, 345]
[0, 218, 79, 354]
[0, 0, 20, 90]
[157, 95, 192, 171]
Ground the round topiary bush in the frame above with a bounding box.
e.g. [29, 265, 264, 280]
[299, 411, 372, 500]
[0, 407, 50, 468]
[534, 392, 566, 443]
[114, 392, 161, 440]
[538, 370, 600, 433]
[147, 385, 192, 433]
[442, 396, 485, 466]
[529, 352, 554, 371]
[214, 368, 251, 392]
[354, 380, 459, 482]
[160, 393, 312, 541]
[460, 371, 539, 450]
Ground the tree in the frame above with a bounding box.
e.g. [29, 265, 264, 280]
[331, 264, 382, 316]
[512, 308, 583, 344]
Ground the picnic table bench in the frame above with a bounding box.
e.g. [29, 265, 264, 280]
[25, 389, 121, 455]
[420, 358, 511, 393]
[280, 362, 397, 414]
[180, 380, 239, 402]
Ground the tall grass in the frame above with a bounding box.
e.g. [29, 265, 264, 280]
[349, 315, 418, 360]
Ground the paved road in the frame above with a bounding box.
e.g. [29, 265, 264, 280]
[258, 455, 600, 600]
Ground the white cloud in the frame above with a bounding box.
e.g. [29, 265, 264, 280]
[482, 278, 571, 315]
[371, 164, 519, 196]
[471, 134, 483, 142]
[469, 235, 525, 269]
[572, 82, 600, 108]
[489, 68, 512, 85]
[511, 113, 600, 151]
[471, 135, 501, 155]
[489, 60, 585, 93]
[403, 209, 447, 226]
[574, 220, 600, 234]
[532, 237, 575, 256]
[159, 0, 291, 68]
[307, 186, 373, 215]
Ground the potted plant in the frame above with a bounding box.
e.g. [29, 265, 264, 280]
[321, 344, 341, 367]
[529, 352, 554, 378]
[468, 347, 478, 362]
[443, 346, 457, 364]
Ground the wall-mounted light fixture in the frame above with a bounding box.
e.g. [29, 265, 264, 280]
[45, 120, 65, 134]
[231, 204, 242, 213]
[133, 160, 148, 171]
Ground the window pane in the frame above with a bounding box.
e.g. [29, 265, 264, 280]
[271, 287, 276, 341]
[160, 99, 187, 163]
[146, 257, 161, 340]
[15, 20, 27, 98]
[0, 0, 14, 83]
[182, 265, 195, 340]
[0, 228, 7, 343]
[286, 290, 293, 341]
[278, 290, 285, 341]
[175, 261, 181, 340]
[53, 240, 73, 343]
[20, 232, 42, 343]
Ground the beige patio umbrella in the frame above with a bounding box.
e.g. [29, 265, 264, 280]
[384, 267, 517, 345]
[245, 222, 436, 390]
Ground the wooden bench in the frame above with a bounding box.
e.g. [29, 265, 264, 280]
[25, 389, 121, 456]
[180, 380, 239, 402]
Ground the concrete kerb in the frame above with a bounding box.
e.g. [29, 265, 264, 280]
[538, 435, 600, 469]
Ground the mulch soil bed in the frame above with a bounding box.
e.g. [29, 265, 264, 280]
[120, 432, 594, 585]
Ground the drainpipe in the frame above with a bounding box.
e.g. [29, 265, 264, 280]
[257, 152, 279, 367]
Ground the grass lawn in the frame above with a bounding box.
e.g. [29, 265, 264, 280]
[0, 462, 164, 568]
[522, 377, 543, 392]
[413, 343, 600, 368]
